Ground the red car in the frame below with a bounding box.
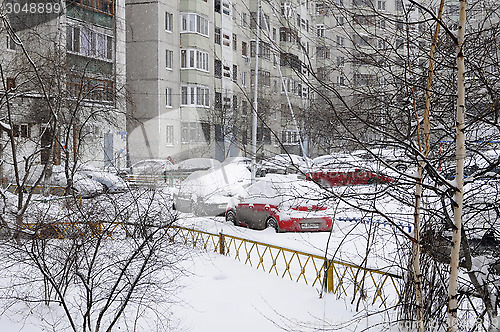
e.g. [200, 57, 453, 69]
[225, 175, 333, 232]
[307, 168, 394, 186]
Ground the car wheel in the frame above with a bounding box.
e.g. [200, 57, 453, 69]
[266, 217, 279, 232]
[226, 210, 238, 226]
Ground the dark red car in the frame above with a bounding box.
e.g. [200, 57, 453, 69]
[225, 175, 333, 232]
[306, 168, 394, 186]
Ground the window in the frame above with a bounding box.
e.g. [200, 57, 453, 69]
[180, 85, 210, 107]
[337, 56, 345, 67]
[242, 100, 248, 116]
[181, 13, 209, 36]
[68, 25, 112, 61]
[215, 0, 221, 13]
[232, 64, 237, 82]
[316, 46, 330, 59]
[316, 24, 325, 37]
[378, 20, 386, 30]
[377, 0, 386, 10]
[250, 40, 271, 59]
[215, 59, 222, 78]
[257, 127, 271, 144]
[166, 88, 172, 107]
[336, 35, 345, 47]
[232, 95, 238, 111]
[233, 33, 237, 51]
[222, 33, 230, 47]
[336, 76, 345, 86]
[282, 130, 299, 145]
[166, 125, 174, 146]
[165, 12, 173, 31]
[222, 1, 230, 15]
[66, 25, 80, 53]
[242, 12, 247, 27]
[337, 16, 344, 26]
[70, 0, 113, 16]
[215, 27, 221, 45]
[6, 35, 16, 50]
[181, 49, 209, 71]
[215, 92, 222, 111]
[67, 75, 113, 101]
[181, 122, 210, 143]
[242, 71, 248, 87]
[6, 77, 15, 90]
[272, 27, 277, 41]
[316, 2, 326, 15]
[242, 41, 248, 56]
[166, 50, 173, 69]
[12, 124, 30, 138]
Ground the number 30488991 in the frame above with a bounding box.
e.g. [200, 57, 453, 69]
[3, 1, 63, 15]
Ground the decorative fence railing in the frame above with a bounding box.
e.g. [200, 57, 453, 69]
[20, 221, 403, 308]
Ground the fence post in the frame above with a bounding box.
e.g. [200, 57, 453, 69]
[324, 260, 334, 293]
[219, 232, 225, 255]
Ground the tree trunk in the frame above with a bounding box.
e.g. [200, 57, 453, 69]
[448, 0, 467, 331]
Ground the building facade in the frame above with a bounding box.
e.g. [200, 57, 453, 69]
[0, 0, 127, 181]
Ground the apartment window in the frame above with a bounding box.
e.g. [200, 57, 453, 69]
[336, 35, 345, 47]
[316, 24, 325, 37]
[316, 46, 330, 59]
[6, 35, 16, 50]
[181, 122, 210, 143]
[181, 13, 209, 36]
[215, 59, 222, 78]
[257, 127, 271, 144]
[222, 33, 230, 47]
[165, 12, 173, 31]
[166, 88, 172, 107]
[316, 2, 326, 14]
[66, 25, 80, 53]
[6, 77, 15, 90]
[241, 12, 248, 27]
[337, 56, 345, 67]
[232, 64, 237, 82]
[378, 20, 386, 30]
[215, 27, 221, 45]
[12, 124, 30, 138]
[71, 0, 113, 16]
[378, 0, 386, 10]
[215, 92, 222, 111]
[336, 0, 344, 6]
[222, 1, 231, 15]
[232, 95, 238, 111]
[241, 41, 248, 56]
[242, 71, 248, 87]
[215, 0, 221, 12]
[336, 76, 345, 86]
[166, 125, 174, 146]
[180, 85, 210, 107]
[241, 100, 248, 116]
[337, 16, 344, 26]
[272, 27, 277, 41]
[68, 25, 112, 61]
[233, 33, 237, 51]
[181, 49, 209, 71]
[166, 50, 173, 69]
[282, 130, 298, 145]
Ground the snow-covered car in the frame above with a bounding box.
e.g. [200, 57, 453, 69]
[130, 159, 174, 175]
[170, 158, 221, 172]
[225, 175, 333, 232]
[79, 166, 128, 193]
[51, 166, 105, 197]
[221, 156, 252, 170]
[173, 164, 251, 216]
[257, 154, 312, 177]
[308, 153, 393, 186]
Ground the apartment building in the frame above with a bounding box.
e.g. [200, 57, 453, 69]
[0, 0, 127, 177]
[126, 0, 314, 163]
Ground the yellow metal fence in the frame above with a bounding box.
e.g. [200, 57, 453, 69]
[20, 221, 402, 307]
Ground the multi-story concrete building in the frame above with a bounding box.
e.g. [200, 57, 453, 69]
[0, 0, 127, 178]
[126, 0, 314, 163]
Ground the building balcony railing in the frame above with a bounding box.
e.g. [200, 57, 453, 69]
[68, 0, 114, 17]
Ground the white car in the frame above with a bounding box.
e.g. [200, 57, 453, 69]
[173, 164, 251, 216]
